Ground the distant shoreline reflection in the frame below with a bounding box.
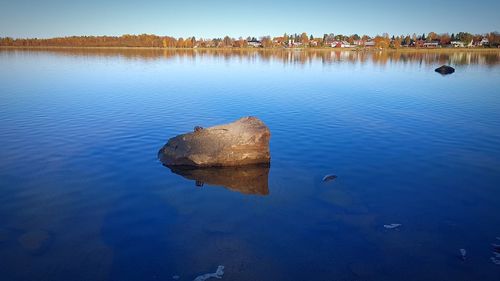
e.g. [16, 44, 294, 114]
[1, 48, 499, 66]
[164, 164, 270, 196]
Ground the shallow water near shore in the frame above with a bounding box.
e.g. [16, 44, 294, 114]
[1, 48, 500, 281]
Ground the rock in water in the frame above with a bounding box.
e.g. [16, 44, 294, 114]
[459, 248, 467, 260]
[383, 223, 402, 230]
[18, 230, 51, 254]
[159, 117, 270, 167]
[193, 265, 224, 281]
[322, 174, 337, 182]
[435, 65, 455, 75]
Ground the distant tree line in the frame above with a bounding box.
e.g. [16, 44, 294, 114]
[1, 32, 499, 48]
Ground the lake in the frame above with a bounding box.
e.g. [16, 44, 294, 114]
[1, 48, 500, 281]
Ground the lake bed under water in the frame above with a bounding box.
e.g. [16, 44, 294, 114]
[1, 48, 500, 281]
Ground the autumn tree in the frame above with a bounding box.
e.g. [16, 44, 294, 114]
[300, 32, 309, 45]
[223, 36, 233, 47]
[260, 36, 273, 48]
[487, 32, 500, 47]
[374, 35, 390, 48]
[404, 35, 411, 46]
[439, 33, 451, 45]
[176, 37, 185, 48]
[233, 37, 247, 48]
[283, 33, 290, 45]
[457, 32, 473, 44]
[392, 36, 402, 48]
[427, 32, 437, 42]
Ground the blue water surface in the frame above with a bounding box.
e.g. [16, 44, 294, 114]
[0, 49, 499, 281]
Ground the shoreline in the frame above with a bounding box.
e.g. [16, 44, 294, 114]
[1, 46, 499, 53]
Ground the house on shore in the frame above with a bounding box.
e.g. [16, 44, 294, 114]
[423, 42, 439, 48]
[309, 40, 319, 47]
[473, 37, 489, 47]
[288, 40, 302, 48]
[364, 41, 375, 47]
[329, 41, 353, 48]
[247, 39, 262, 48]
[451, 41, 465, 47]
[272, 37, 286, 47]
[353, 40, 363, 46]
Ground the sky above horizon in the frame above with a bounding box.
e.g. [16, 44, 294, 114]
[1, 0, 499, 38]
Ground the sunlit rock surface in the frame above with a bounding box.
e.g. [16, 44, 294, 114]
[159, 117, 270, 167]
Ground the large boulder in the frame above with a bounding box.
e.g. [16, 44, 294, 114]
[158, 117, 270, 167]
[435, 65, 455, 75]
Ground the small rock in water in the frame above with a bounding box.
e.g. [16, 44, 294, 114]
[459, 248, 467, 260]
[383, 223, 402, 230]
[322, 174, 337, 182]
[491, 257, 500, 265]
[172, 275, 180, 280]
[193, 265, 224, 281]
[18, 230, 51, 253]
[435, 65, 455, 75]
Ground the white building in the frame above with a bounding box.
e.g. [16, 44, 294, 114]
[423, 42, 439, 48]
[451, 41, 464, 47]
[247, 40, 262, 48]
[480, 38, 489, 46]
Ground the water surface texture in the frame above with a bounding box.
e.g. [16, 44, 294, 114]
[1, 49, 500, 281]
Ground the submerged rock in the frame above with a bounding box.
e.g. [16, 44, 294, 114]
[193, 265, 224, 281]
[435, 65, 455, 75]
[383, 223, 402, 230]
[459, 248, 467, 260]
[491, 257, 500, 265]
[159, 117, 270, 167]
[167, 164, 270, 195]
[18, 230, 51, 254]
[322, 174, 337, 182]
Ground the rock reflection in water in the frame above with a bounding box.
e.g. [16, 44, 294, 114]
[165, 164, 270, 195]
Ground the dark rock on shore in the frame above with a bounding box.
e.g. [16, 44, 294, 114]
[159, 117, 270, 167]
[435, 65, 455, 75]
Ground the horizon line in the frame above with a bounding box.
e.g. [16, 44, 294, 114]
[2, 30, 500, 40]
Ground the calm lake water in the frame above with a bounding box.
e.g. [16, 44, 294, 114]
[1, 48, 500, 281]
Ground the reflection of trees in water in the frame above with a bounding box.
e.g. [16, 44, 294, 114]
[2, 48, 499, 66]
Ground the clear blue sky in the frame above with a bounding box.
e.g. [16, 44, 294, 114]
[1, 0, 499, 38]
